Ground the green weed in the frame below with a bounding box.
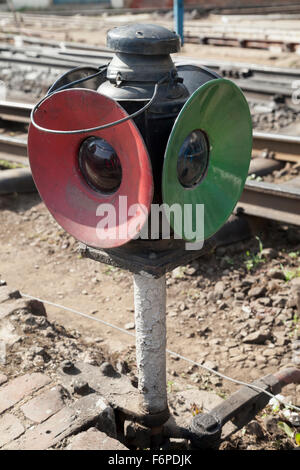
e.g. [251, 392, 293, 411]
[244, 236, 265, 272]
[0, 159, 23, 170]
[288, 251, 300, 259]
[280, 264, 300, 282]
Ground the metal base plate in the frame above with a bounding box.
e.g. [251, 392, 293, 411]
[79, 237, 214, 278]
[79, 213, 255, 277]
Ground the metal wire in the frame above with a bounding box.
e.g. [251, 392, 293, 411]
[30, 73, 168, 135]
[20, 292, 300, 413]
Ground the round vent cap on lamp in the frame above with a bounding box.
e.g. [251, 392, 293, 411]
[107, 23, 181, 55]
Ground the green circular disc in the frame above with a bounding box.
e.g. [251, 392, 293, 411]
[162, 78, 252, 243]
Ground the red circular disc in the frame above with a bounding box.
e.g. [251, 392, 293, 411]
[28, 88, 153, 248]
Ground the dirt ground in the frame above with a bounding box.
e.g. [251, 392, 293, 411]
[0, 192, 300, 449]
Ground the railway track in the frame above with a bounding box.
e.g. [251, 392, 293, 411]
[0, 134, 28, 167]
[1, 99, 300, 163]
[0, 43, 110, 70]
[179, 22, 300, 52]
[0, 101, 31, 123]
[1, 44, 300, 226]
[2, 36, 300, 82]
[3, 3, 300, 17]
[3, 10, 300, 53]
[178, 58, 300, 102]
[7, 47, 295, 92]
[1, 41, 300, 102]
[238, 179, 300, 227]
[253, 132, 300, 164]
[0, 99, 299, 227]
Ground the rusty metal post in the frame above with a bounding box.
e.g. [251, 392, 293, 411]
[133, 273, 169, 438]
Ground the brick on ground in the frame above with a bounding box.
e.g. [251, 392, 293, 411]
[66, 427, 127, 450]
[4, 393, 116, 450]
[0, 318, 22, 347]
[0, 414, 24, 448]
[0, 287, 21, 304]
[0, 374, 7, 386]
[21, 385, 66, 424]
[0, 298, 46, 320]
[60, 361, 139, 411]
[0, 299, 29, 320]
[0, 373, 51, 415]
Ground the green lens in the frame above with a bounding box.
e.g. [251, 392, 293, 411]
[177, 130, 209, 188]
[162, 78, 252, 242]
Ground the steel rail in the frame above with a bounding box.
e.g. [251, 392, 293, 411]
[0, 49, 110, 70]
[0, 59, 298, 100]
[3, 13, 300, 55]
[0, 55, 90, 70]
[217, 4, 300, 15]
[3, 34, 300, 79]
[0, 126, 299, 228]
[253, 131, 300, 163]
[175, 58, 300, 99]
[1, 4, 300, 18]
[1, 101, 300, 166]
[0, 34, 112, 53]
[1, 99, 299, 148]
[1, 42, 300, 92]
[175, 57, 300, 80]
[0, 44, 112, 63]
[0, 100, 32, 123]
[0, 134, 28, 166]
[238, 179, 300, 226]
[184, 35, 300, 52]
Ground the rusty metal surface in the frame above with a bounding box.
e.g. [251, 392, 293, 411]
[253, 131, 300, 163]
[0, 135, 28, 167]
[0, 54, 84, 70]
[79, 238, 215, 278]
[188, 369, 300, 449]
[284, 176, 300, 189]
[187, 35, 298, 52]
[238, 179, 300, 226]
[0, 101, 32, 123]
[80, 214, 258, 277]
[274, 367, 300, 386]
[249, 157, 284, 177]
[0, 168, 35, 194]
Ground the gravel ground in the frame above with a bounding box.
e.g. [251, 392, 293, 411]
[0, 64, 61, 100]
[0, 193, 299, 449]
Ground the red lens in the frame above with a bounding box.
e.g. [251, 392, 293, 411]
[79, 136, 122, 194]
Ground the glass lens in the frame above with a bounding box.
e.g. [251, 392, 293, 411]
[177, 130, 209, 189]
[79, 136, 122, 194]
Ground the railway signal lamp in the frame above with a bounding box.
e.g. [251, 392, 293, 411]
[28, 24, 253, 446]
[28, 23, 252, 259]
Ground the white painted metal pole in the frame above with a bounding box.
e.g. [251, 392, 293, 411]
[133, 273, 168, 416]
